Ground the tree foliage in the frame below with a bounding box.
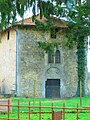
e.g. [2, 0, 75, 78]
[0, 0, 90, 28]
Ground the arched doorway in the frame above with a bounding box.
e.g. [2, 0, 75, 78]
[45, 79, 60, 98]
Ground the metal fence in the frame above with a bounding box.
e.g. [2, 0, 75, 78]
[0, 99, 90, 120]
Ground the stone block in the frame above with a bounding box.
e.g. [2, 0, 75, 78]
[52, 111, 62, 120]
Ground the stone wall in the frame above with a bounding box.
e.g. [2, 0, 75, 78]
[0, 26, 88, 98]
[17, 27, 78, 98]
[0, 29, 16, 94]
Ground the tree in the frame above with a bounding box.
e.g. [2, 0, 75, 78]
[0, 0, 90, 96]
[64, 0, 90, 96]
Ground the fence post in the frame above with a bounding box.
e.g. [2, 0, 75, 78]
[52, 102, 54, 120]
[7, 99, 10, 120]
[76, 103, 78, 120]
[28, 101, 30, 120]
[80, 81, 82, 107]
[39, 102, 41, 120]
[63, 103, 65, 120]
[18, 100, 20, 120]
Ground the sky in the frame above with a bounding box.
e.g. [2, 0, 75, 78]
[17, 8, 33, 21]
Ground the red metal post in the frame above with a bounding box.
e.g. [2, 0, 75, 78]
[39, 102, 41, 120]
[7, 99, 10, 120]
[28, 101, 30, 120]
[18, 100, 20, 120]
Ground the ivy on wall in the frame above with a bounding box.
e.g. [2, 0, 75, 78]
[76, 37, 86, 96]
[37, 41, 59, 53]
[36, 20, 89, 97]
[66, 24, 89, 96]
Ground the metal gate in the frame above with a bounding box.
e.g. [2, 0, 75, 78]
[45, 79, 60, 98]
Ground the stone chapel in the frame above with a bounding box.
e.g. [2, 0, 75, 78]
[0, 15, 88, 98]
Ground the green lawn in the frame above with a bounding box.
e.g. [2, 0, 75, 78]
[0, 96, 90, 120]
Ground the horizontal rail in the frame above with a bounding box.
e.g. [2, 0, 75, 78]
[1, 104, 90, 110]
[0, 99, 90, 120]
[0, 118, 18, 120]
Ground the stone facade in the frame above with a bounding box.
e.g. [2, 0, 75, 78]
[0, 25, 88, 98]
[17, 27, 78, 98]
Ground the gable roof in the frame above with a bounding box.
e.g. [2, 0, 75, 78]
[0, 14, 68, 33]
[17, 14, 47, 25]
[17, 14, 68, 28]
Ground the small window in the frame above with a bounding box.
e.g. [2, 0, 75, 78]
[55, 50, 60, 63]
[7, 31, 10, 40]
[50, 29, 56, 39]
[48, 50, 54, 63]
[48, 49, 61, 64]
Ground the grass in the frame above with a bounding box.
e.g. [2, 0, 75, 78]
[0, 96, 90, 120]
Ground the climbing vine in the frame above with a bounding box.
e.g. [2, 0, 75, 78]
[37, 41, 59, 53]
[65, 24, 89, 96]
[37, 20, 89, 97]
[76, 37, 86, 96]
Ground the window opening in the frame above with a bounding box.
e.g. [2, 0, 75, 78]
[48, 49, 61, 64]
[48, 50, 54, 63]
[55, 50, 60, 63]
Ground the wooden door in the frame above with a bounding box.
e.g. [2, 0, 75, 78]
[45, 79, 60, 98]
